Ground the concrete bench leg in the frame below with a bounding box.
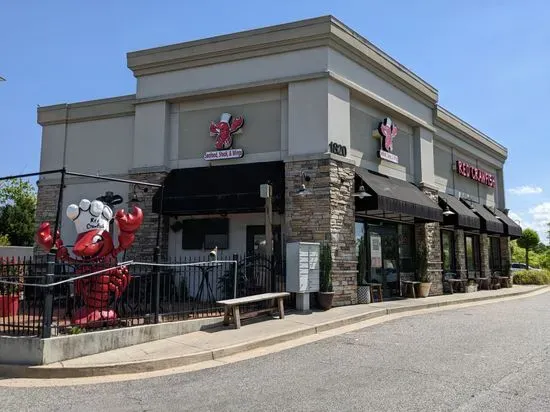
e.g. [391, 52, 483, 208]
[278, 297, 285, 320]
[223, 305, 231, 326]
[233, 305, 241, 329]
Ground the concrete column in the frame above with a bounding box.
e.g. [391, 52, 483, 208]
[133, 102, 170, 170]
[413, 127, 436, 188]
[454, 229, 467, 279]
[480, 233, 491, 278]
[415, 186, 443, 295]
[287, 78, 350, 157]
[285, 156, 357, 306]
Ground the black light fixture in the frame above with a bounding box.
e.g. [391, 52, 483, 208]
[131, 184, 148, 203]
[296, 172, 312, 196]
[461, 197, 477, 212]
[442, 205, 455, 216]
[353, 185, 371, 199]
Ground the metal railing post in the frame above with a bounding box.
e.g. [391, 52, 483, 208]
[232, 254, 239, 299]
[41, 253, 55, 338]
[153, 246, 161, 323]
[271, 254, 277, 293]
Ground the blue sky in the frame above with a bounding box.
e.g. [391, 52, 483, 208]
[1, 1, 549, 242]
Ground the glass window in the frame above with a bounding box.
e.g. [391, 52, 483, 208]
[490, 237, 501, 271]
[398, 224, 414, 272]
[441, 230, 455, 273]
[181, 218, 229, 249]
[465, 234, 480, 276]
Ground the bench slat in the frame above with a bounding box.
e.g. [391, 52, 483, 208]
[217, 292, 290, 306]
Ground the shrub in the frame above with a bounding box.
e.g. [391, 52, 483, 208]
[319, 243, 333, 292]
[512, 270, 550, 285]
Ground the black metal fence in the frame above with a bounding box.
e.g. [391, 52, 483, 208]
[0, 253, 288, 337]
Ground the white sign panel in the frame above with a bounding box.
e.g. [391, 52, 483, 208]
[370, 233, 382, 268]
[204, 148, 244, 161]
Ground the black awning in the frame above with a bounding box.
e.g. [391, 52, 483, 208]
[460, 200, 504, 234]
[438, 192, 480, 230]
[355, 168, 443, 222]
[493, 208, 523, 239]
[153, 161, 285, 216]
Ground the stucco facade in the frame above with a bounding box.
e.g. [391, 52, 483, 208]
[36, 16, 519, 305]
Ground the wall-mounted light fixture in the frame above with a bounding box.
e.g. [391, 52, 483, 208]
[460, 197, 477, 212]
[353, 185, 371, 199]
[131, 184, 149, 203]
[442, 205, 455, 217]
[296, 172, 312, 196]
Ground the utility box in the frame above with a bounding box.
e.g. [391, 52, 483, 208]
[286, 242, 320, 311]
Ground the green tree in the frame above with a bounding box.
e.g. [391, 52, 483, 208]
[0, 234, 10, 246]
[0, 179, 37, 246]
[517, 228, 540, 269]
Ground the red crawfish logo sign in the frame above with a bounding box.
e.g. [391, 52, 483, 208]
[374, 117, 399, 164]
[204, 112, 245, 161]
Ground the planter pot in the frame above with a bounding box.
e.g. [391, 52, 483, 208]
[416, 282, 432, 298]
[0, 295, 20, 318]
[357, 285, 371, 304]
[318, 292, 335, 310]
[465, 284, 478, 293]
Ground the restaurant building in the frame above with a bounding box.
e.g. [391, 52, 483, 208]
[35, 16, 521, 306]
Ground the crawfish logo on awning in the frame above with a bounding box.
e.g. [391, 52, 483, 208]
[204, 112, 245, 161]
[373, 117, 399, 164]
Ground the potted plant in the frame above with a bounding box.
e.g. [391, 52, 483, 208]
[415, 244, 431, 298]
[356, 237, 371, 304]
[318, 242, 334, 310]
[0, 257, 22, 317]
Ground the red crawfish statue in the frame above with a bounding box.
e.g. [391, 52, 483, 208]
[35, 198, 143, 327]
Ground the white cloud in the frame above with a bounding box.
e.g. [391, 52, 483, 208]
[510, 203, 550, 244]
[508, 185, 543, 195]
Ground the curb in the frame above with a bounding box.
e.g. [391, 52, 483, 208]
[0, 286, 547, 379]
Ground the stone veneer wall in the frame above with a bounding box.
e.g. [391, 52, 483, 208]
[500, 236, 511, 275]
[126, 172, 169, 262]
[415, 186, 443, 296]
[285, 156, 357, 306]
[454, 229, 467, 279]
[34, 182, 62, 257]
[480, 233, 491, 277]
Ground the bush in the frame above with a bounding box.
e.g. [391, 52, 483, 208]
[512, 270, 550, 285]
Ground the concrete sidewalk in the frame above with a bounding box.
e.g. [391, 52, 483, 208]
[1, 285, 546, 379]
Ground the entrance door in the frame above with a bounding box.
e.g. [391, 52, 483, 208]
[367, 224, 400, 298]
[245, 225, 282, 295]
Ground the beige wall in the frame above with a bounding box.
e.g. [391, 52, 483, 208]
[434, 139, 501, 207]
[136, 47, 329, 99]
[173, 89, 285, 168]
[179, 101, 281, 159]
[39, 116, 134, 180]
[328, 49, 433, 124]
[350, 98, 415, 182]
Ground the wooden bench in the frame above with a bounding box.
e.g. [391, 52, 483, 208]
[217, 292, 290, 329]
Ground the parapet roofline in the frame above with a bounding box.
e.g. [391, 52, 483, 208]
[435, 106, 508, 159]
[126, 15, 439, 105]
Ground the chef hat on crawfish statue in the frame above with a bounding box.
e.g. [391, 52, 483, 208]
[66, 199, 113, 234]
